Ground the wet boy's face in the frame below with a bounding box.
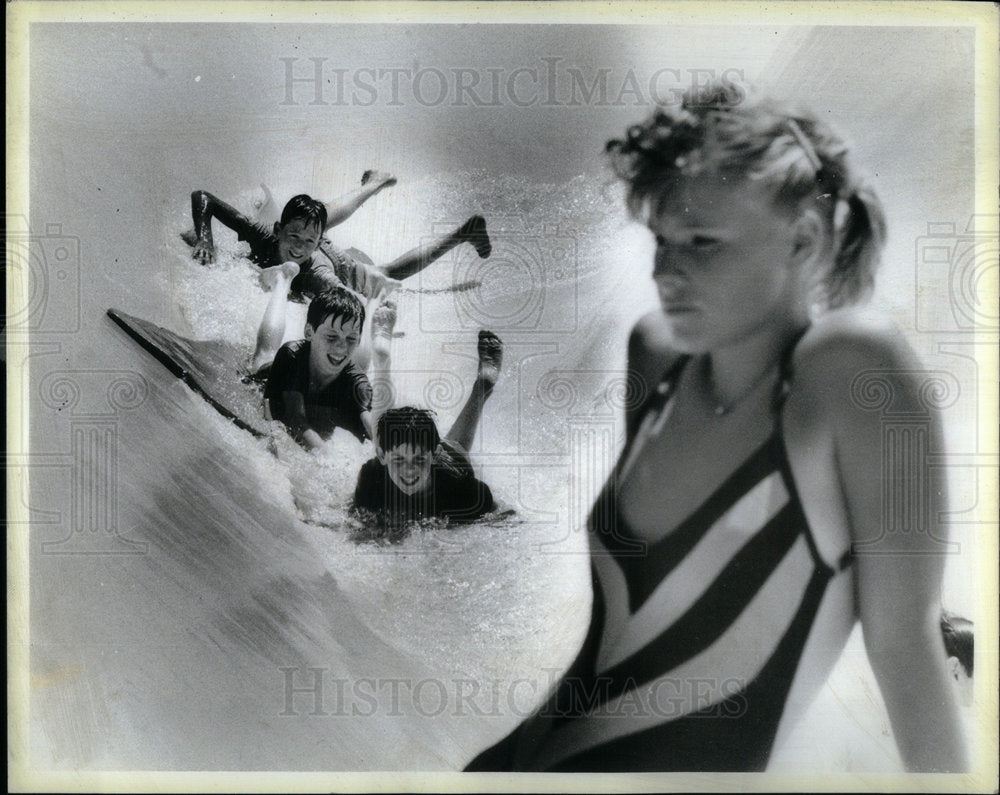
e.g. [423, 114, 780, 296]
[379, 442, 434, 496]
[305, 315, 361, 381]
[275, 218, 321, 265]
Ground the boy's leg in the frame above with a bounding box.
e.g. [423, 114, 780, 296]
[443, 330, 503, 454]
[250, 262, 300, 373]
[368, 299, 398, 426]
[324, 170, 397, 230]
[380, 216, 492, 281]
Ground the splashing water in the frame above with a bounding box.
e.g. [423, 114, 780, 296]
[32, 171, 658, 770]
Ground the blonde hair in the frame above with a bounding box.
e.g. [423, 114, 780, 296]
[606, 81, 887, 309]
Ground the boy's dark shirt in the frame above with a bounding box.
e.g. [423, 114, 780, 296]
[353, 448, 495, 522]
[234, 218, 360, 298]
[262, 339, 372, 443]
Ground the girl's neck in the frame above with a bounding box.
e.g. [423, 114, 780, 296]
[703, 316, 807, 409]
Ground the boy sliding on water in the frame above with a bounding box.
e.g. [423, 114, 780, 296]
[184, 172, 491, 301]
[352, 301, 502, 522]
[186, 180, 492, 375]
[261, 287, 373, 450]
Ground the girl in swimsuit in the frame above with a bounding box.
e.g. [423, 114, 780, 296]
[467, 81, 968, 772]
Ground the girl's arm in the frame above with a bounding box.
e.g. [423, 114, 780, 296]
[796, 317, 968, 772]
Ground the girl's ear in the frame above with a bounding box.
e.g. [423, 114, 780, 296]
[947, 656, 962, 682]
[273, 222, 282, 235]
[790, 210, 829, 310]
[790, 209, 824, 268]
[303, 323, 314, 340]
[375, 444, 386, 464]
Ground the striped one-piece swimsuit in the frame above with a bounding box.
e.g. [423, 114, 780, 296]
[467, 355, 855, 772]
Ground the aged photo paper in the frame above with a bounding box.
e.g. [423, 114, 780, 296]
[7, 1, 998, 792]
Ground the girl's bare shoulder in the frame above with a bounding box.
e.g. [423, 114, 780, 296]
[788, 308, 925, 424]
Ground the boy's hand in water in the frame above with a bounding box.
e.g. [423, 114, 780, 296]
[192, 237, 215, 265]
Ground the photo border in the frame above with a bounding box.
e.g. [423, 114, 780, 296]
[7, 1, 998, 792]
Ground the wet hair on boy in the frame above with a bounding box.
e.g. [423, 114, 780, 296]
[280, 194, 327, 235]
[353, 405, 494, 521]
[306, 284, 365, 333]
[378, 406, 439, 448]
[263, 286, 373, 449]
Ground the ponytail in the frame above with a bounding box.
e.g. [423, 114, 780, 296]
[824, 182, 887, 309]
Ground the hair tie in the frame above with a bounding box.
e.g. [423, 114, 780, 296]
[834, 194, 852, 232]
[785, 118, 823, 175]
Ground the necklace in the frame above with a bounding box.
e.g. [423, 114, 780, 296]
[703, 357, 779, 416]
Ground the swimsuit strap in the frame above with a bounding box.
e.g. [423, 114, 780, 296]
[592, 356, 691, 554]
[771, 325, 811, 412]
[625, 354, 691, 444]
[655, 354, 692, 405]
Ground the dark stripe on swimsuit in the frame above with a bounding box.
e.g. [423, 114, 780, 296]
[463, 325, 852, 772]
[594, 499, 804, 707]
[613, 433, 786, 610]
[547, 565, 832, 772]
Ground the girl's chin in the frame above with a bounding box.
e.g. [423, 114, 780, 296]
[660, 320, 711, 354]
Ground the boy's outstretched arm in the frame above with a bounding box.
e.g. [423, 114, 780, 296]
[190, 190, 256, 265]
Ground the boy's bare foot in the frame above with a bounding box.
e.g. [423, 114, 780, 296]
[371, 300, 397, 359]
[361, 169, 398, 189]
[476, 330, 503, 390]
[260, 261, 300, 291]
[460, 215, 492, 259]
[252, 182, 274, 213]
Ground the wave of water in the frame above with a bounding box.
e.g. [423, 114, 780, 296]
[32, 171, 654, 769]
